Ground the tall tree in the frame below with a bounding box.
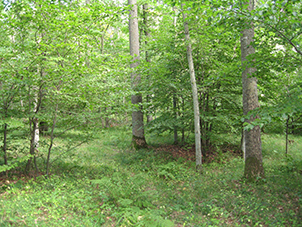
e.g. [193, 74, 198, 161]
[129, 0, 147, 148]
[241, 0, 264, 180]
[182, 5, 202, 172]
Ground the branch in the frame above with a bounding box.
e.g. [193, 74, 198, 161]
[266, 23, 302, 56]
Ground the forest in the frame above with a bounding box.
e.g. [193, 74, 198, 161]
[0, 0, 302, 226]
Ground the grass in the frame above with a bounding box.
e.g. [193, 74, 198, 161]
[0, 127, 302, 226]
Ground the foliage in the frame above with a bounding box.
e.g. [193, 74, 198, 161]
[0, 0, 302, 225]
[0, 0, 130, 174]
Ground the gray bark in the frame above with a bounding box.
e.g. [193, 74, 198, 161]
[182, 5, 202, 172]
[241, 0, 264, 180]
[129, 0, 147, 148]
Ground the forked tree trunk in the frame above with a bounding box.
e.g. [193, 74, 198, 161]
[182, 5, 202, 172]
[26, 86, 40, 174]
[241, 0, 264, 180]
[129, 0, 147, 149]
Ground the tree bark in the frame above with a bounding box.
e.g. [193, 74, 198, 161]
[26, 86, 40, 175]
[285, 115, 289, 155]
[241, 0, 264, 180]
[182, 5, 202, 172]
[129, 0, 147, 149]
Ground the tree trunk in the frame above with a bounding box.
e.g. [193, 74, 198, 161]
[46, 104, 58, 177]
[3, 122, 8, 166]
[241, 0, 264, 180]
[26, 66, 44, 174]
[181, 96, 185, 144]
[241, 126, 246, 160]
[129, 0, 147, 149]
[285, 115, 289, 155]
[173, 95, 178, 145]
[182, 5, 202, 172]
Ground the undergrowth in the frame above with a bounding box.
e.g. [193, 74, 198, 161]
[0, 128, 302, 226]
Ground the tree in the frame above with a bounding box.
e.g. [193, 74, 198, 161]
[0, 0, 125, 175]
[241, 0, 264, 180]
[129, 0, 147, 149]
[182, 4, 202, 172]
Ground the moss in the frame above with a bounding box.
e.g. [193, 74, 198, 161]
[244, 156, 265, 182]
[131, 135, 147, 150]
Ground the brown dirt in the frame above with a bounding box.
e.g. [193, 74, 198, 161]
[151, 143, 242, 163]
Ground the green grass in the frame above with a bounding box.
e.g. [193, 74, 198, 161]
[1, 128, 302, 226]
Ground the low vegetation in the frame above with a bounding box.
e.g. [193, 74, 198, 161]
[1, 127, 301, 226]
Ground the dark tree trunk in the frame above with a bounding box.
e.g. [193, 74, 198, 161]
[286, 115, 290, 155]
[173, 95, 178, 145]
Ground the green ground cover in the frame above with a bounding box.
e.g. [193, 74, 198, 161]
[0, 127, 301, 226]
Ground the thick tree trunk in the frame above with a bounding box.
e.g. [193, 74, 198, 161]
[241, 0, 264, 180]
[182, 5, 202, 172]
[129, 0, 147, 149]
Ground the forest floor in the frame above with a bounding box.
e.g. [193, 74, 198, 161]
[0, 127, 302, 226]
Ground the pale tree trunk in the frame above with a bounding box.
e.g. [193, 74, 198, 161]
[241, 0, 264, 180]
[182, 5, 202, 172]
[26, 65, 46, 175]
[129, 0, 147, 149]
[33, 96, 40, 148]
[26, 85, 40, 174]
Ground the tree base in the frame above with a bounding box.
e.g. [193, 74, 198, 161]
[244, 156, 265, 182]
[196, 164, 202, 174]
[132, 135, 147, 150]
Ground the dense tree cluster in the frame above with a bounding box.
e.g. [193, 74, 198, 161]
[1, 0, 301, 180]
